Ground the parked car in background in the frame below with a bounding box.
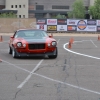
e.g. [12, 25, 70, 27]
[8, 29, 58, 58]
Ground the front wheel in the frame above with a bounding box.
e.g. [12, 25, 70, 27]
[49, 48, 58, 59]
[12, 48, 17, 58]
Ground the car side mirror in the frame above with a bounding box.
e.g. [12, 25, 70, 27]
[10, 36, 14, 38]
[49, 35, 53, 38]
[49, 33, 53, 38]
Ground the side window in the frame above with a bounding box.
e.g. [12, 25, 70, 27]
[19, 5, 21, 8]
[11, 5, 13, 8]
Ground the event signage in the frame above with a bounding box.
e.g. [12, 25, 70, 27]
[77, 20, 87, 31]
[37, 25, 47, 31]
[47, 19, 57, 25]
[57, 25, 67, 31]
[67, 19, 78, 25]
[87, 19, 96, 25]
[57, 19, 67, 25]
[67, 25, 77, 31]
[97, 26, 100, 32]
[87, 26, 96, 32]
[37, 19, 46, 24]
[97, 20, 100, 26]
[47, 25, 57, 31]
[36, 19, 100, 32]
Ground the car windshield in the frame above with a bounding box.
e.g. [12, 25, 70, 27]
[14, 30, 48, 38]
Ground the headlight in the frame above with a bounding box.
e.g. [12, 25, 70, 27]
[17, 42, 22, 47]
[51, 41, 56, 46]
[48, 43, 50, 47]
[23, 44, 26, 47]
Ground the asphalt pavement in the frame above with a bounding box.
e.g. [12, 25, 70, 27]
[0, 35, 100, 100]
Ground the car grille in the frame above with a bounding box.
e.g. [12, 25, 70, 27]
[28, 43, 45, 50]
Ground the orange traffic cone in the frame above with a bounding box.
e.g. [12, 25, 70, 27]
[68, 41, 72, 49]
[1, 35, 3, 42]
[98, 35, 100, 41]
[70, 38, 74, 44]
[0, 35, 3, 42]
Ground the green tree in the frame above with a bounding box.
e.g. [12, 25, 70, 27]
[68, 0, 85, 19]
[0, 12, 17, 18]
[89, 0, 100, 19]
[54, 14, 66, 19]
[67, 11, 73, 18]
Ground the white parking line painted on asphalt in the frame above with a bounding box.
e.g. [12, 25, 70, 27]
[0, 63, 98, 66]
[17, 59, 44, 88]
[33, 73, 100, 95]
[90, 39, 97, 48]
[63, 40, 100, 60]
[2, 58, 100, 95]
[57, 39, 60, 43]
[1, 59, 30, 73]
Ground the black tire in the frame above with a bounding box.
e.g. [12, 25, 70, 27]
[49, 48, 58, 59]
[8, 47, 12, 54]
[12, 48, 17, 58]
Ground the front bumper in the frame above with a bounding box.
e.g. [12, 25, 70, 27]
[15, 49, 57, 57]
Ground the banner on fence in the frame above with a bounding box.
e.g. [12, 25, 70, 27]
[57, 25, 67, 31]
[77, 20, 87, 31]
[47, 25, 57, 31]
[67, 25, 77, 31]
[36, 19, 100, 32]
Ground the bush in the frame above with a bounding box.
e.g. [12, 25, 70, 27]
[0, 12, 17, 18]
[54, 14, 66, 19]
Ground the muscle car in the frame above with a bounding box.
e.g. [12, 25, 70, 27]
[8, 29, 58, 58]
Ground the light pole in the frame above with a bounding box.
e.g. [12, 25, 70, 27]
[88, 10, 92, 19]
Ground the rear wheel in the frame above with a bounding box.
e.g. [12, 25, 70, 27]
[49, 48, 58, 59]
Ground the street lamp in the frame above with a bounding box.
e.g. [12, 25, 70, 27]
[88, 10, 92, 19]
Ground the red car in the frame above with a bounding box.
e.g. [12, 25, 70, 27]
[8, 29, 58, 58]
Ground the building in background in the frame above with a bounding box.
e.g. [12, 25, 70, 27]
[0, 0, 5, 9]
[0, 0, 17, 15]
[5, 0, 28, 18]
[0, 0, 95, 18]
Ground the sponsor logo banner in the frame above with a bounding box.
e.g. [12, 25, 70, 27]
[67, 25, 77, 31]
[57, 19, 67, 25]
[47, 25, 57, 31]
[67, 19, 78, 25]
[57, 25, 67, 31]
[47, 19, 57, 25]
[37, 19, 46, 24]
[97, 20, 100, 26]
[87, 19, 96, 25]
[77, 20, 87, 31]
[97, 26, 100, 31]
[37, 25, 47, 31]
[87, 26, 96, 32]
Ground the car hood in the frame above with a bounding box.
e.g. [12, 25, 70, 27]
[24, 38, 46, 43]
[15, 37, 55, 43]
